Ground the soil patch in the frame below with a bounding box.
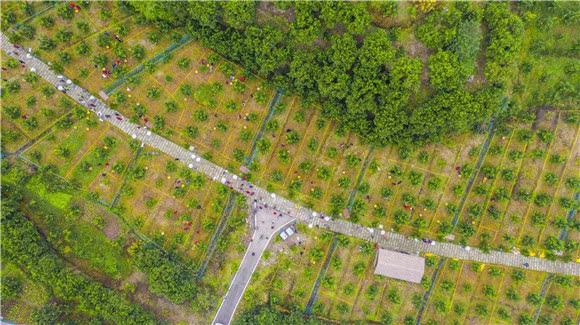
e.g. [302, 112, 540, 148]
[257, 2, 295, 23]
[125, 271, 200, 324]
[512, 111, 559, 194]
[531, 106, 558, 131]
[103, 216, 121, 240]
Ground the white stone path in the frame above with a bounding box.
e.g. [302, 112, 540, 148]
[2, 32, 578, 325]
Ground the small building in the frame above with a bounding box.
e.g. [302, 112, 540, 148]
[374, 249, 425, 284]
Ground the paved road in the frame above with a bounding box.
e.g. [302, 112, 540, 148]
[3, 32, 578, 324]
[213, 205, 293, 325]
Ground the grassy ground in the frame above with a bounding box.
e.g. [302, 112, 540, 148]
[512, 2, 579, 111]
[22, 176, 133, 280]
[107, 40, 272, 173]
[1, 60, 75, 152]
[1, 1, 178, 95]
[1, 261, 50, 323]
[2, 2, 578, 324]
[420, 261, 577, 324]
[239, 225, 331, 313]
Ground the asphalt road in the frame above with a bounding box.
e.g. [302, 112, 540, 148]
[2, 31, 578, 325]
[212, 206, 293, 325]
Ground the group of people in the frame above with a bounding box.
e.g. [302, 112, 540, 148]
[8, 38, 342, 251]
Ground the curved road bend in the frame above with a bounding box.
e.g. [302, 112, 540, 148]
[2, 32, 578, 324]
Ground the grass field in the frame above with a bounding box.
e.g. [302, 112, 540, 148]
[1, 2, 578, 324]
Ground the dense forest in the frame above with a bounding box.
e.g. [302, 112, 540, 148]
[130, 1, 528, 146]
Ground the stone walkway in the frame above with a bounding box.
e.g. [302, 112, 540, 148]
[2, 32, 578, 323]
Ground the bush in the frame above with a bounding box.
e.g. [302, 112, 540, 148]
[31, 302, 64, 324]
[393, 209, 410, 225]
[177, 57, 191, 70]
[380, 187, 393, 199]
[130, 242, 196, 304]
[533, 192, 552, 207]
[39, 36, 57, 51]
[235, 305, 321, 325]
[408, 171, 423, 186]
[131, 45, 145, 60]
[4, 105, 21, 119]
[1, 276, 23, 301]
[536, 129, 554, 144]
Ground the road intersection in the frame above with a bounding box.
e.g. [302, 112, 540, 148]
[2, 32, 578, 325]
[212, 206, 294, 325]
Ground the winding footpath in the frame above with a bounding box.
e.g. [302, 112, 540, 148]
[2, 33, 578, 324]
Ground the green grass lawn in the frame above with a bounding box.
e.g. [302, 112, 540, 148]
[26, 176, 72, 210]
